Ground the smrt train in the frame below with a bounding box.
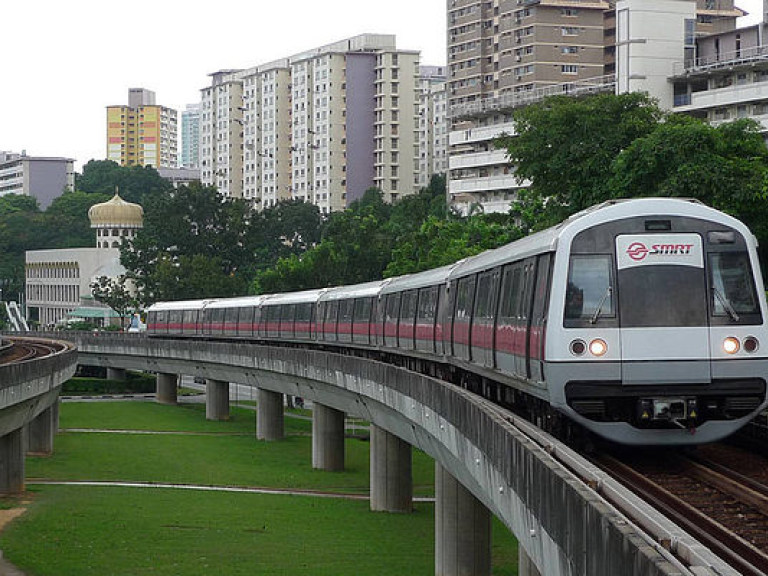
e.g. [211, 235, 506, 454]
[147, 198, 768, 446]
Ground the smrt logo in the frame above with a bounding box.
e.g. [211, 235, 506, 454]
[626, 242, 694, 262]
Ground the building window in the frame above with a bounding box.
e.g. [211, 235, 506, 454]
[562, 64, 579, 75]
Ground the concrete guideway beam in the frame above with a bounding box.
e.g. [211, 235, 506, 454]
[0, 428, 25, 495]
[205, 379, 229, 421]
[435, 462, 491, 576]
[370, 424, 412, 513]
[27, 404, 56, 455]
[106, 367, 127, 381]
[519, 547, 543, 576]
[256, 388, 284, 441]
[312, 403, 345, 471]
[156, 373, 178, 405]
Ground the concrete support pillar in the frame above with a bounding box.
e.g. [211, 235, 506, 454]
[205, 379, 229, 421]
[27, 406, 55, 455]
[0, 429, 25, 495]
[106, 367, 127, 381]
[518, 546, 542, 576]
[156, 373, 178, 405]
[370, 425, 412, 513]
[312, 403, 345, 471]
[435, 463, 491, 576]
[256, 389, 284, 441]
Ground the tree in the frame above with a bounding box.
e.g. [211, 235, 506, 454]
[76, 160, 172, 205]
[609, 115, 768, 264]
[496, 92, 664, 231]
[90, 275, 137, 329]
[121, 183, 257, 303]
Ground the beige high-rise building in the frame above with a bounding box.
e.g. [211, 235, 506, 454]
[200, 35, 439, 213]
[445, 0, 743, 214]
[106, 88, 178, 169]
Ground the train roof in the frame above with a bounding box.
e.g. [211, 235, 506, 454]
[205, 295, 269, 309]
[381, 262, 463, 294]
[146, 299, 217, 312]
[319, 280, 389, 302]
[261, 288, 327, 306]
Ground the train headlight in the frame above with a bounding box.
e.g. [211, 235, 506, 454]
[569, 339, 586, 356]
[589, 338, 608, 357]
[723, 337, 740, 354]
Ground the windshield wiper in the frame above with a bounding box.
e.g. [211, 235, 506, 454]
[712, 287, 740, 322]
[590, 287, 612, 324]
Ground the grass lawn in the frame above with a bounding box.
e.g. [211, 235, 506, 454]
[1, 400, 519, 575]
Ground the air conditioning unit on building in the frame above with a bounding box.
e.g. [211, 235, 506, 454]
[515, 75, 523, 81]
[515, 55, 522, 62]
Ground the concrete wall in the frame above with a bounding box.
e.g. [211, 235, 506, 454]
[67, 333, 699, 576]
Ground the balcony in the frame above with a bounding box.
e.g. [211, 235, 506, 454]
[448, 173, 525, 195]
[449, 149, 509, 170]
[449, 121, 516, 146]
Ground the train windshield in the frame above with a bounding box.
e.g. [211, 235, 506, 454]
[709, 252, 759, 317]
[564, 255, 614, 323]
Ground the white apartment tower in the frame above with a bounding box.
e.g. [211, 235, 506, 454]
[418, 66, 449, 189]
[201, 70, 245, 199]
[200, 35, 435, 212]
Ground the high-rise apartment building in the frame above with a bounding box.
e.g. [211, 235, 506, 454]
[0, 151, 74, 209]
[180, 104, 201, 169]
[445, 0, 744, 214]
[418, 66, 449, 189]
[201, 35, 439, 212]
[106, 88, 178, 169]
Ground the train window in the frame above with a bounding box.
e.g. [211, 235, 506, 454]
[498, 265, 522, 321]
[417, 287, 437, 321]
[225, 307, 238, 326]
[296, 303, 312, 323]
[354, 298, 373, 323]
[474, 271, 498, 322]
[385, 293, 401, 324]
[455, 276, 476, 321]
[401, 291, 418, 322]
[709, 252, 759, 316]
[326, 300, 339, 325]
[565, 255, 614, 323]
[339, 299, 354, 323]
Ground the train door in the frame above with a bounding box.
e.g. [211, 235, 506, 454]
[452, 275, 476, 362]
[384, 293, 401, 349]
[528, 254, 552, 382]
[471, 269, 500, 369]
[514, 260, 536, 378]
[437, 283, 452, 357]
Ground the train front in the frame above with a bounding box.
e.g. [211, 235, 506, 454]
[546, 200, 768, 445]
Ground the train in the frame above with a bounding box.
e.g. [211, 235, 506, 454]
[146, 198, 768, 446]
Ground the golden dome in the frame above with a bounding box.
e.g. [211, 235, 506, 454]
[88, 192, 143, 228]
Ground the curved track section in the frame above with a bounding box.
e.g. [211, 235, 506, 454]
[0, 336, 77, 437]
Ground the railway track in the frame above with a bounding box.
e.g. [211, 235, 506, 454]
[592, 446, 768, 576]
[0, 338, 62, 365]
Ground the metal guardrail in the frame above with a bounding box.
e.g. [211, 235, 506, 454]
[672, 45, 768, 77]
[450, 74, 617, 119]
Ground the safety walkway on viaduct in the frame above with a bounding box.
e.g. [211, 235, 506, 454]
[1, 333, 739, 576]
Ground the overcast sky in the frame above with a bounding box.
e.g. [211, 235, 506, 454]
[1, 0, 762, 172]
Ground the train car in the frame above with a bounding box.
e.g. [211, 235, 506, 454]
[378, 264, 460, 355]
[317, 281, 389, 345]
[146, 299, 217, 336]
[446, 197, 768, 445]
[259, 289, 328, 341]
[147, 198, 768, 446]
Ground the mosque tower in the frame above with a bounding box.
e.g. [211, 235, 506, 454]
[88, 190, 144, 248]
